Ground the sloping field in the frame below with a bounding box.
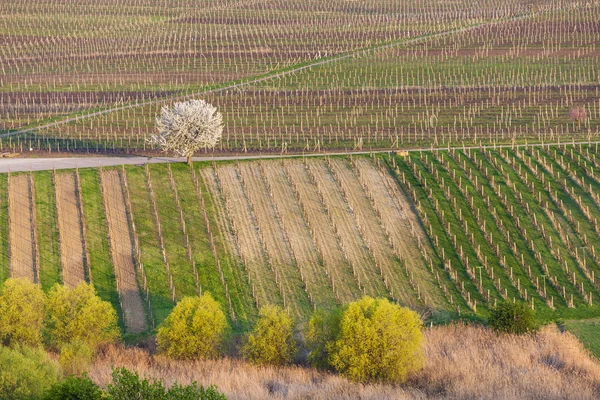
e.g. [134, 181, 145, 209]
[55, 172, 87, 287]
[101, 169, 147, 333]
[2, 147, 600, 332]
[8, 173, 37, 282]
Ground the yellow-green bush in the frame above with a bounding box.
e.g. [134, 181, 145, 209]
[157, 294, 227, 360]
[305, 308, 343, 370]
[44, 283, 120, 351]
[0, 278, 46, 348]
[0, 345, 61, 400]
[330, 296, 424, 383]
[58, 340, 94, 376]
[242, 305, 295, 366]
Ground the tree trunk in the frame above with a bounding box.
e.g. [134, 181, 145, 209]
[187, 155, 192, 166]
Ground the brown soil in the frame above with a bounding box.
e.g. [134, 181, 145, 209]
[213, 165, 279, 308]
[101, 170, 146, 333]
[55, 172, 87, 287]
[8, 174, 36, 282]
[306, 159, 387, 297]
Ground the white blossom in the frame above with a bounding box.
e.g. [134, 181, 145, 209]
[150, 99, 223, 163]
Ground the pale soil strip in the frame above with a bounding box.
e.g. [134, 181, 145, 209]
[328, 158, 415, 305]
[305, 159, 387, 297]
[284, 160, 358, 303]
[55, 172, 87, 287]
[101, 170, 146, 333]
[354, 158, 447, 308]
[8, 174, 36, 282]
[212, 165, 279, 308]
[261, 161, 336, 308]
[237, 162, 309, 317]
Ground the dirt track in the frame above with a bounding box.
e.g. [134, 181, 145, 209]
[8, 174, 36, 282]
[101, 170, 147, 333]
[55, 172, 87, 287]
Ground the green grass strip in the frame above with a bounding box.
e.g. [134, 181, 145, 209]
[124, 166, 174, 326]
[33, 171, 61, 291]
[78, 169, 123, 328]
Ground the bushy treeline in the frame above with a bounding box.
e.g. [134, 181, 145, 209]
[157, 294, 425, 384]
[0, 278, 226, 400]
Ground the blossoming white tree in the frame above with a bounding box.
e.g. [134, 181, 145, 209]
[150, 99, 223, 166]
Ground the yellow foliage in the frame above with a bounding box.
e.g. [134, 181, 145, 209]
[44, 283, 120, 351]
[0, 278, 46, 348]
[242, 305, 295, 366]
[330, 296, 424, 383]
[157, 294, 227, 360]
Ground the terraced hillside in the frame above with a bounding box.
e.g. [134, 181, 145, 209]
[1, 144, 600, 334]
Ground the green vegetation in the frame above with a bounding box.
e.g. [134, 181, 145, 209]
[43, 375, 104, 400]
[33, 172, 61, 290]
[488, 301, 539, 335]
[563, 318, 600, 359]
[44, 283, 120, 351]
[0, 345, 61, 400]
[78, 169, 122, 325]
[157, 294, 227, 360]
[107, 368, 227, 400]
[0, 278, 46, 347]
[328, 297, 424, 384]
[242, 305, 295, 366]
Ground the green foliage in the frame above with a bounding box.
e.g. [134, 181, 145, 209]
[59, 340, 94, 376]
[157, 294, 227, 360]
[43, 375, 103, 400]
[0, 278, 46, 348]
[305, 308, 343, 370]
[0, 345, 61, 400]
[44, 283, 120, 351]
[242, 305, 295, 366]
[488, 301, 539, 335]
[106, 368, 227, 400]
[330, 296, 424, 384]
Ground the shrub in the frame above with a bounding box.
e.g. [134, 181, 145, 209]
[43, 375, 103, 400]
[59, 340, 94, 376]
[45, 283, 120, 351]
[305, 308, 343, 370]
[157, 294, 227, 360]
[330, 296, 424, 384]
[106, 367, 227, 400]
[0, 345, 61, 400]
[0, 278, 46, 347]
[488, 301, 538, 335]
[242, 305, 295, 366]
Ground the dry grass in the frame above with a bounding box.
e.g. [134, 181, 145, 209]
[88, 324, 600, 399]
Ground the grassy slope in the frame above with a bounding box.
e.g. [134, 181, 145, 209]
[563, 318, 600, 358]
[124, 166, 174, 326]
[0, 174, 7, 286]
[33, 171, 61, 290]
[78, 169, 123, 327]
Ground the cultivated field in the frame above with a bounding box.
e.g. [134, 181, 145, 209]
[1, 0, 598, 153]
[1, 146, 600, 332]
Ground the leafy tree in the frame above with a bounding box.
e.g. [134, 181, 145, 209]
[305, 308, 343, 370]
[44, 283, 120, 351]
[330, 296, 424, 384]
[157, 294, 227, 360]
[488, 301, 538, 335]
[43, 374, 103, 400]
[0, 278, 46, 347]
[106, 367, 227, 400]
[242, 305, 295, 366]
[0, 345, 61, 400]
[150, 99, 223, 166]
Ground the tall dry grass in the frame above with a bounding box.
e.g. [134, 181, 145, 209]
[88, 324, 600, 399]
